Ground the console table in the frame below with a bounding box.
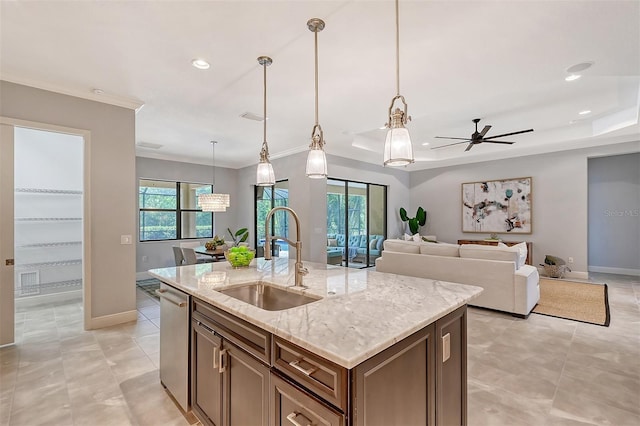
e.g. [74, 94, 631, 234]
[457, 239, 533, 265]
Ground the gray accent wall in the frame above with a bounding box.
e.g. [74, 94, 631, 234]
[136, 156, 238, 272]
[1, 80, 136, 320]
[409, 141, 640, 276]
[236, 152, 410, 264]
[588, 153, 640, 275]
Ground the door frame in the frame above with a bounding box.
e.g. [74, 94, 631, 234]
[0, 116, 92, 343]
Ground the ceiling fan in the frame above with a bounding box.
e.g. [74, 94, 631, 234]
[432, 118, 534, 152]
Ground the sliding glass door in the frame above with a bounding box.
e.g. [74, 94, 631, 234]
[254, 180, 289, 258]
[327, 179, 386, 268]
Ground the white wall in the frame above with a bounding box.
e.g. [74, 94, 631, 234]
[135, 156, 239, 273]
[588, 153, 640, 275]
[409, 141, 640, 275]
[236, 152, 410, 264]
[1, 80, 136, 323]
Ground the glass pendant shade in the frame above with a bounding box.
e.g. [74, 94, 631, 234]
[384, 126, 413, 167]
[198, 193, 230, 212]
[256, 159, 275, 186]
[306, 139, 328, 178]
[198, 140, 230, 212]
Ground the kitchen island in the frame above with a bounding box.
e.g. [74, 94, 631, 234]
[150, 258, 482, 426]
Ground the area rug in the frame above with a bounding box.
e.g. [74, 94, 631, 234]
[136, 278, 161, 300]
[532, 278, 610, 326]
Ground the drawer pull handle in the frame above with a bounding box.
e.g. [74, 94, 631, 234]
[197, 320, 216, 335]
[286, 412, 312, 426]
[155, 289, 186, 307]
[289, 359, 317, 376]
[219, 349, 227, 373]
[212, 347, 218, 369]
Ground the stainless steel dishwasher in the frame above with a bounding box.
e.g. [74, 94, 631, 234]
[156, 282, 190, 411]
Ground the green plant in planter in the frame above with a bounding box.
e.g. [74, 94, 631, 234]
[399, 207, 427, 235]
[227, 227, 249, 247]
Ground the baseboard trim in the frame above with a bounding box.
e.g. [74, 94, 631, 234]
[88, 310, 137, 330]
[588, 266, 640, 277]
[15, 289, 82, 310]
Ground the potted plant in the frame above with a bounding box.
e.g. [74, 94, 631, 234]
[399, 207, 427, 235]
[227, 227, 249, 247]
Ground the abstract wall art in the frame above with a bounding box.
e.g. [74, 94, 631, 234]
[462, 177, 532, 234]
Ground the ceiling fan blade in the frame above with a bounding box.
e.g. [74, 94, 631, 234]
[479, 125, 492, 137]
[483, 140, 515, 145]
[431, 140, 470, 150]
[464, 143, 474, 152]
[483, 129, 534, 140]
[434, 136, 473, 141]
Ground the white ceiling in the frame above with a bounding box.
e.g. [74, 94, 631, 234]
[2, 0, 639, 171]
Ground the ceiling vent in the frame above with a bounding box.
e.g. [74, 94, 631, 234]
[136, 141, 163, 149]
[240, 112, 265, 121]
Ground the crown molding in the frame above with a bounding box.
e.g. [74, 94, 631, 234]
[0, 73, 144, 112]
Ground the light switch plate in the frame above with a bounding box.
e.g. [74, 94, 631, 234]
[120, 235, 132, 245]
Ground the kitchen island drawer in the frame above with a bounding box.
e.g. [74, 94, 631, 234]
[272, 336, 348, 411]
[271, 373, 345, 426]
[193, 298, 270, 364]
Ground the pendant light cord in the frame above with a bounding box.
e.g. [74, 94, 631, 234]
[263, 62, 267, 144]
[314, 28, 319, 126]
[211, 141, 216, 191]
[395, 0, 400, 97]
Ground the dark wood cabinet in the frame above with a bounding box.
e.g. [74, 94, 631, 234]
[192, 319, 224, 426]
[352, 324, 435, 426]
[457, 239, 533, 265]
[436, 305, 467, 426]
[191, 297, 467, 426]
[271, 373, 345, 426]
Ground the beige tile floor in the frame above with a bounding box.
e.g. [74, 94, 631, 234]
[1, 272, 638, 425]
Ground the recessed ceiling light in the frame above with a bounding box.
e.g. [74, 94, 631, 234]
[578, 110, 591, 115]
[192, 59, 210, 70]
[92, 88, 104, 95]
[422, 142, 430, 146]
[565, 74, 581, 82]
[566, 61, 594, 74]
[379, 126, 387, 130]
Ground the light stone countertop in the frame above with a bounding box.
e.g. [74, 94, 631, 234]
[149, 258, 483, 369]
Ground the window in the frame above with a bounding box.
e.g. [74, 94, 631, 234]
[254, 180, 289, 257]
[139, 179, 213, 241]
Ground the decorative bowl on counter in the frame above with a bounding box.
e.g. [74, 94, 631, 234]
[224, 247, 255, 268]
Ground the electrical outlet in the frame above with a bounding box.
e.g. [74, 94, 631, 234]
[120, 235, 132, 245]
[568, 257, 574, 264]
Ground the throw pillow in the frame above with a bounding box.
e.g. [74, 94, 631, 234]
[411, 233, 421, 242]
[369, 238, 377, 250]
[513, 242, 528, 267]
[328, 238, 337, 247]
[376, 237, 384, 251]
[403, 233, 412, 241]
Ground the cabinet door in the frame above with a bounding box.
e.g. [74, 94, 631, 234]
[436, 305, 467, 426]
[271, 373, 344, 426]
[192, 319, 224, 426]
[353, 324, 435, 426]
[223, 341, 270, 426]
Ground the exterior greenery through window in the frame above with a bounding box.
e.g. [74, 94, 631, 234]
[255, 180, 289, 256]
[139, 179, 213, 241]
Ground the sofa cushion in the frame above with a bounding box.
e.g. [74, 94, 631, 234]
[459, 244, 519, 266]
[336, 234, 345, 247]
[328, 238, 338, 247]
[376, 237, 384, 251]
[369, 238, 378, 250]
[419, 242, 460, 257]
[327, 233, 336, 239]
[384, 239, 421, 254]
[359, 235, 369, 248]
[499, 242, 527, 268]
[349, 235, 361, 247]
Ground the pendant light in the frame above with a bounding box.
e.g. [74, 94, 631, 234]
[383, 0, 414, 167]
[198, 141, 230, 212]
[305, 18, 328, 179]
[256, 56, 276, 186]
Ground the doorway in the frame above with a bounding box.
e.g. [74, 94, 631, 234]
[0, 121, 88, 346]
[326, 179, 387, 268]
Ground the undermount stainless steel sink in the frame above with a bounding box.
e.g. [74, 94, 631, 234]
[218, 282, 321, 311]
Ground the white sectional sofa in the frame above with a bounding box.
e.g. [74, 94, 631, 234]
[375, 239, 540, 317]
